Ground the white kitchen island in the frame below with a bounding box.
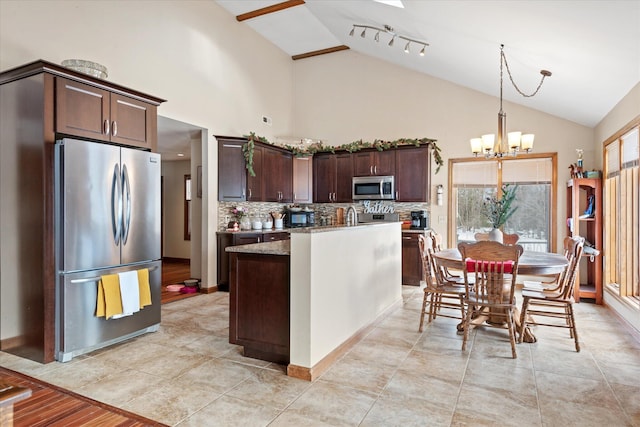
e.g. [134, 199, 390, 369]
[227, 221, 402, 380]
[288, 221, 402, 380]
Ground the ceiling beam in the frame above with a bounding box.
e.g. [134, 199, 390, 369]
[236, 0, 305, 22]
[292, 45, 350, 60]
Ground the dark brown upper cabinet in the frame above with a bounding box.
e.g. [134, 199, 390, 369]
[353, 150, 395, 177]
[395, 145, 431, 202]
[217, 137, 247, 202]
[313, 152, 353, 203]
[56, 77, 157, 150]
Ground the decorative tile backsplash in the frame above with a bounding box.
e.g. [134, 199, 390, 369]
[218, 200, 428, 230]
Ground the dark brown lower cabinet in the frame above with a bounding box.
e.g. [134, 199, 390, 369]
[229, 252, 290, 364]
[402, 232, 423, 286]
[217, 231, 289, 291]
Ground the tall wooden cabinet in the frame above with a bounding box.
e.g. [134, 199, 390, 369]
[566, 178, 603, 304]
[0, 60, 165, 362]
[217, 136, 247, 202]
[313, 153, 353, 203]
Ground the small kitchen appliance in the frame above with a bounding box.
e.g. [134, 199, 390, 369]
[284, 209, 315, 228]
[410, 210, 429, 230]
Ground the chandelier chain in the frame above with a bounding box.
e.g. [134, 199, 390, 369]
[500, 46, 549, 98]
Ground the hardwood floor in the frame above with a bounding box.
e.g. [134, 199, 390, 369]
[1, 367, 168, 426]
[161, 258, 201, 304]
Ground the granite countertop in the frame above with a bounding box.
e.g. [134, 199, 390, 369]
[289, 221, 402, 234]
[401, 228, 431, 234]
[217, 228, 289, 234]
[226, 240, 290, 255]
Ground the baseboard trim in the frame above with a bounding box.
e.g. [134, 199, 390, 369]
[162, 257, 190, 264]
[199, 285, 218, 294]
[287, 298, 402, 381]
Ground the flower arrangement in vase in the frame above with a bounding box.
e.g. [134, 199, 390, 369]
[232, 206, 251, 230]
[483, 184, 518, 242]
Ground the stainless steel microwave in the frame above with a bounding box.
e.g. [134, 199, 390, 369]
[352, 176, 395, 200]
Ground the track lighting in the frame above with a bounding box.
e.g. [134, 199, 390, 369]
[349, 24, 429, 57]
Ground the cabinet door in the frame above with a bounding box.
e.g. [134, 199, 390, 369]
[353, 152, 374, 176]
[353, 151, 395, 176]
[293, 156, 313, 204]
[109, 93, 157, 150]
[335, 153, 354, 202]
[56, 77, 110, 142]
[217, 138, 247, 202]
[247, 145, 263, 201]
[375, 150, 396, 176]
[263, 147, 293, 202]
[313, 154, 335, 203]
[395, 146, 430, 202]
[402, 232, 423, 286]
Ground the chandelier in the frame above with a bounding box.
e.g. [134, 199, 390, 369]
[471, 44, 552, 158]
[349, 24, 429, 56]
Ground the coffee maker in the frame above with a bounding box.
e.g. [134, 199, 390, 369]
[410, 210, 429, 230]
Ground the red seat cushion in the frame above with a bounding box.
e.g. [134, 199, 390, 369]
[465, 259, 514, 274]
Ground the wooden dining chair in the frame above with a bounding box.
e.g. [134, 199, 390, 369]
[418, 234, 466, 332]
[427, 230, 466, 285]
[518, 236, 584, 351]
[458, 241, 524, 358]
[474, 232, 520, 245]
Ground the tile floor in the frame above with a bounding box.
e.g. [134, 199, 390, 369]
[1, 286, 639, 426]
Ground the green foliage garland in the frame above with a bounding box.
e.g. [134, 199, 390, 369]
[242, 132, 444, 176]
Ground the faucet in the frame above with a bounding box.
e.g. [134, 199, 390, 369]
[346, 205, 358, 226]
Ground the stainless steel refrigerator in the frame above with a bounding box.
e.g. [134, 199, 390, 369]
[55, 138, 161, 362]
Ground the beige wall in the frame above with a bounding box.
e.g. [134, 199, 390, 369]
[292, 51, 595, 251]
[161, 160, 191, 259]
[0, 0, 295, 287]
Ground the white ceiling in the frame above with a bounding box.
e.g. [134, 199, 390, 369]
[216, 0, 640, 128]
[159, 0, 640, 160]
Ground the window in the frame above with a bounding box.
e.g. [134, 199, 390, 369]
[604, 124, 639, 301]
[450, 154, 556, 252]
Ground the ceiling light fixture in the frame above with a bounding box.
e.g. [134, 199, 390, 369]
[349, 24, 428, 57]
[471, 44, 552, 158]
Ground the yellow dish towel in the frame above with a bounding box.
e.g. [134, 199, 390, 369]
[137, 268, 152, 309]
[96, 274, 123, 319]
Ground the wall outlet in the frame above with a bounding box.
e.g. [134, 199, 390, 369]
[262, 115, 272, 126]
[224, 215, 230, 223]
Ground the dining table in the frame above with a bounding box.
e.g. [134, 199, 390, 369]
[431, 248, 569, 343]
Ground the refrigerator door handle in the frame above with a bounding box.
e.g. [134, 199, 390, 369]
[111, 164, 122, 246]
[122, 164, 132, 245]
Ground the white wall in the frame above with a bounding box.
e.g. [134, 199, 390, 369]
[161, 160, 191, 259]
[292, 51, 595, 252]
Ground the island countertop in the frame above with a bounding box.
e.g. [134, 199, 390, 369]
[225, 240, 290, 255]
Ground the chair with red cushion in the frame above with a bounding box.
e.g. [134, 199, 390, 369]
[458, 241, 524, 358]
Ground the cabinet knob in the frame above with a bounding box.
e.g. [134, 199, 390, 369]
[112, 121, 117, 137]
[103, 119, 110, 136]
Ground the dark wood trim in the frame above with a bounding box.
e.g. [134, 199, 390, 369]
[199, 285, 218, 294]
[236, 0, 305, 21]
[287, 298, 402, 381]
[292, 45, 350, 60]
[0, 59, 166, 106]
[184, 174, 191, 241]
[162, 257, 190, 263]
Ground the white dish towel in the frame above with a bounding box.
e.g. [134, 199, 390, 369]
[116, 270, 141, 317]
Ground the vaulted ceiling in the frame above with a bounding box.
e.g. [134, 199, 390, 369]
[216, 0, 640, 128]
